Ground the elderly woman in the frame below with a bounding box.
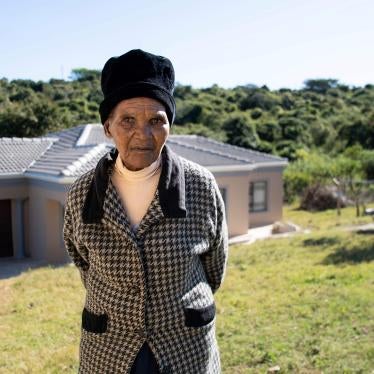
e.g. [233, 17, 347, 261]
[63, 49, 228, 374]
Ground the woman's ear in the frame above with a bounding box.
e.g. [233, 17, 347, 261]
[104, 120, 112, 138]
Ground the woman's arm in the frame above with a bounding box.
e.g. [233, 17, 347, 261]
[200, 177, 229, 294]
[63, 193, 89, 288]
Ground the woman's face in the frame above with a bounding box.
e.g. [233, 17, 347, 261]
[104, 97, 170, 171]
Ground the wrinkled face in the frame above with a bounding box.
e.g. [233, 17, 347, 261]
[104, 97, 170, 171]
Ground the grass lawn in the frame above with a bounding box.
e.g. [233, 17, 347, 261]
[1, 205, 373, 373]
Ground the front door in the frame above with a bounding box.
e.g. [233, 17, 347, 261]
[0, 200, 13, 257]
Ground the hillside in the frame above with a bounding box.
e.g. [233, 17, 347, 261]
[0, 72, 373, 161]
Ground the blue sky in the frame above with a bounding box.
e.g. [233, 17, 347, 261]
[1, 0, 373, 89]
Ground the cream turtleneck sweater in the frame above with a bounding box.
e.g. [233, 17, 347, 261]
[111, 154, 162, 231]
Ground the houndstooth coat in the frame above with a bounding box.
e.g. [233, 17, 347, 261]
[63, 144, 228, 374]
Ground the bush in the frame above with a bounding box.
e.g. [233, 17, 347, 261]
[250, 108, 262, 119]
[223, 113, 260, 149]
[283, 169, 311, 203]
[256, 122, 281, 142]
[300, 185, 342, 211]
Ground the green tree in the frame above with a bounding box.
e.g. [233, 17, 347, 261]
[222, 113, 260, 149]
[284, 151, 333, 203]
[303, 79, 339, 94]
[332, 156, 365, 217]
[0, 109, 39, 137]
[0, 101, 70, 137]
[70, 68, 101, 82]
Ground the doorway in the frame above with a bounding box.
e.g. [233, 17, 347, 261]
[0, 200, 13, 257]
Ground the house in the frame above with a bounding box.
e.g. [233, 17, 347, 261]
[0, 124, 288, 262]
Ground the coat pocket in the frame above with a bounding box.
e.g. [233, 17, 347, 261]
[82, 307, 108, 333]
[184, 303, 216, 328]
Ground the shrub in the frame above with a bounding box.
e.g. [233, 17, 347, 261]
[300, 185, 343, 211]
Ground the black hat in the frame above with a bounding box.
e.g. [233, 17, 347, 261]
[99, 49, 176, 125]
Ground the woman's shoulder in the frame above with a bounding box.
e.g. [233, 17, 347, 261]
[66, 168, 95, 201]
[179, 156, 216, 188]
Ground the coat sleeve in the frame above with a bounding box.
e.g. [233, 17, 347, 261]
[200, 176, 229, 294]
[63, 191, 89, 289]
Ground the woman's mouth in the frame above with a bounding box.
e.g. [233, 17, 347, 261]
[131, 147, 153, 153]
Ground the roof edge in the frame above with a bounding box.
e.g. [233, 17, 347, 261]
[171, 134, 288, 162]
[0, 173, 25, 179]
[26, 138, 58, 170]
[23, 172, 77, 184]
[207, 161, 288, 172]
[61, 144, 107, 176]
[167, 138, 256, 164]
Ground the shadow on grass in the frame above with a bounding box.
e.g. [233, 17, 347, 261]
[322, 241, 374, 265]
[0, 259, 68, 280]
[303, 236, 340, 247]
[357, 229, 374, 235]
[288, 206, 303, 211]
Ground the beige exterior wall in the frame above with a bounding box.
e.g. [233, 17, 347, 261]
[1, 165, 285, 261]
[28, 181, 68, 263]
[248, 170, 283, 228]
[0, 180, 28, 199]
[214, 173, 250, 237]
[213, 167, 284, 236]
[0, 178, 68, 263]
[23, 199, 30, 257]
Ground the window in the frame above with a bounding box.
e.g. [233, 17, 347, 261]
[249, 181, 267, 212]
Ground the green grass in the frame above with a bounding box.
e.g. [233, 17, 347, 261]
[0, 266, 84, 373]
[1, 206, 373, 373]
[217, 231, 374, 373]
[284, 204, 374, 232]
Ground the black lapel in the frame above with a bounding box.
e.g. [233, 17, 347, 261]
[158, 144, 187, 218]
[82, 144, 186, 224]
[82, 147, 117, 224]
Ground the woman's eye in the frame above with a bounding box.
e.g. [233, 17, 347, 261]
[121, 117, 135, 125]
[150, 117, 163, 125]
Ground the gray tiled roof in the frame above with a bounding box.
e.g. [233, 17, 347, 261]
[76, 124, 113, 146]
[46, 125, 86, 149]
[0, 137, 55, 175]
[65, 145, 112, 176]
[26, 124, 112, 177]
[27, 144, 111, 176]
[167, 135, 286, 166]
[167, 141, 250, 166]
[0, 123, 286, 179]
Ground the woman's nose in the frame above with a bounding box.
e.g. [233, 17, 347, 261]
[135, 122, 152, 138]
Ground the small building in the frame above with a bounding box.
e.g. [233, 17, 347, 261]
[0, 124, 287, 262]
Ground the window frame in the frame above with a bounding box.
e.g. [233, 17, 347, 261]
[249, 180, 268, 213]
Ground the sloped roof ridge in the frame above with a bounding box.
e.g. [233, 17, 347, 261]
[19, 138, 57, 172]
[28, 141, 57, 168]
[167, 138, 252, 163]
[47, 124, 85, 137]
[76, 123, 100, 146]
[193, 135, 287, 161]
[61, 143, 107, 176]
[46, 124, 86, 147]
